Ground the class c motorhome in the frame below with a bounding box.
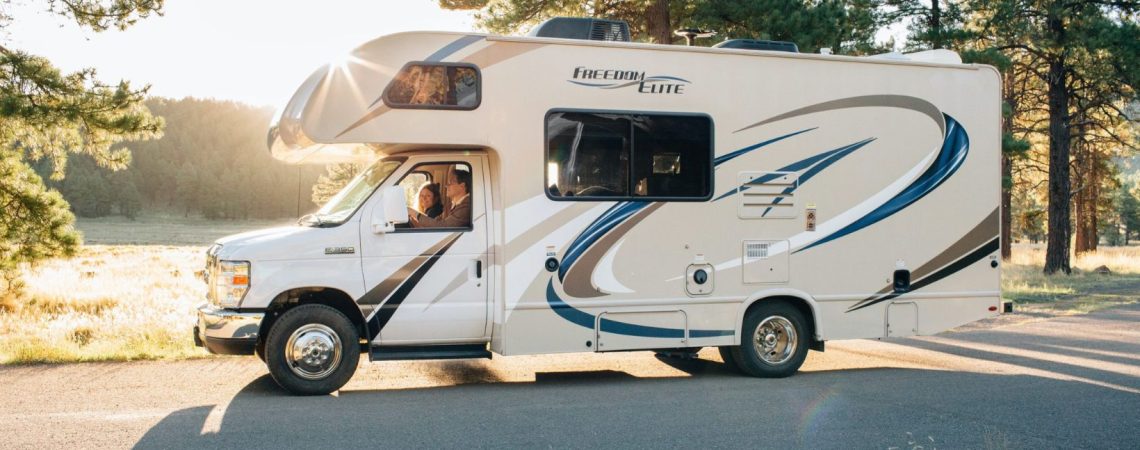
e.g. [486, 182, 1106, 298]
[194, 18, 1002, 395]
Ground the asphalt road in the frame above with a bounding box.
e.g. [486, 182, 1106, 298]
[3, 304, 1139, 449]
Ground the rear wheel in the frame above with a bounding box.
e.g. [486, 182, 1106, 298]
[265, 304, 360, 395]
[730, 301, 809, 378]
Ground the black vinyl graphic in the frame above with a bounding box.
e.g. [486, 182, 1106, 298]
[847, 237, 999, 312]
[365, 233, 462, 339]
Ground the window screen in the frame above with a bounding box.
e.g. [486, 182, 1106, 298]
[384, 63, 480, 109]
[546, 111, 712, 201]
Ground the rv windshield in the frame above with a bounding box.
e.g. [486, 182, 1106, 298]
[301, 157, 405, 226]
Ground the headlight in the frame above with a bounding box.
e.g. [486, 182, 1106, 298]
[210, 260, 251, 308]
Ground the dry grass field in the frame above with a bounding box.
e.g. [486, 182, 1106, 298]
[1002, 244, 1140, 315]
[1, 216, 1138, 364]
[0, 217, 285, 364]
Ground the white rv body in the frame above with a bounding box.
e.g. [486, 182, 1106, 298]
[196, 28, 1001, 393]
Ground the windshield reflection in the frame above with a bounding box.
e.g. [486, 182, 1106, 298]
[301, 157, 404, 226]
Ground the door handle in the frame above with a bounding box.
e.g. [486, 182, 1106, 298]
[475, 260, 482, 278]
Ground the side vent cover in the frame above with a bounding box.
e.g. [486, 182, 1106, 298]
[529, 17, 631, 42]
[745, 242, 769, 260]
[737, 171, 799, 219]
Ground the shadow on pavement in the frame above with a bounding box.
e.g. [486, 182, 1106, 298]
[134, 361, 1139, 449]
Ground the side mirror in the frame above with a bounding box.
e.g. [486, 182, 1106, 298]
[371, 186, 409, 234]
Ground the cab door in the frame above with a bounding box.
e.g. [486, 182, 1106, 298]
[357, 154, 490, 344]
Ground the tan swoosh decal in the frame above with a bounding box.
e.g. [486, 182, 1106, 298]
[852, 207, 999, 306]
[734, 95, 945, 135]
[562, 203, 664, 298]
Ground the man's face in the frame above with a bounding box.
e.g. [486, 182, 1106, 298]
[446, 170, 466, 198]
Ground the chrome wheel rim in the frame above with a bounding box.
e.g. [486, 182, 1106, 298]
[752, 316, 797, 365]
[285, 324, 342, 380]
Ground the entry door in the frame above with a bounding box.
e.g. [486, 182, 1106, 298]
[358, 155, 490, 344]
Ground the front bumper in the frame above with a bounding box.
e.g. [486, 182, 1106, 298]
[194, 304, 263, 355]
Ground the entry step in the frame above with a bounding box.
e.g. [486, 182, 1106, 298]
[369, 343, 492, 361]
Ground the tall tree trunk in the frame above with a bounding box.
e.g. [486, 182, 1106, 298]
[1074, 122, 1090, 255]
[645, 0, 672, 44]
[1001, 73, 1016, 261]
[1088, 146, 1100, 252]
[930, 0, 943, 49]
[1001, 152, 1012, 260]
[1044, 56, 1072, 274]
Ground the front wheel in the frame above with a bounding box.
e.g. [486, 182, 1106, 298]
[265, 304, 360, 395]
[729, 301, 810, 378]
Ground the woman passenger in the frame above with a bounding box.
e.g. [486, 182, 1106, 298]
[417, 183, 443, 219]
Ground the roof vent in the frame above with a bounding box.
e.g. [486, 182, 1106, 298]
[714, 39, 798, 53]
[528, 17, 631, 42]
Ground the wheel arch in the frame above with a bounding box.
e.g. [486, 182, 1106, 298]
[257, 287, 366, 352]
[736, 289, 822, 347]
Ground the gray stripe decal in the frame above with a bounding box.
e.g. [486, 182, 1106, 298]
[425, 34, 485, 62]
[734, 95, 945, 135]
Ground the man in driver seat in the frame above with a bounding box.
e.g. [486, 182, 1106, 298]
[409, 167, 471, 228]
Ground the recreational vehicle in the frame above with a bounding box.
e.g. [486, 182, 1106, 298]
[194, 18, 1002, 395]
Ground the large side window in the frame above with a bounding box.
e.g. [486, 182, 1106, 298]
[545, 111, 712, 201]
[546, 112, 630, 198]
[383, 62, 480, 110]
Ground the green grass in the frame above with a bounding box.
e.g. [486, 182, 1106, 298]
[1001, 244, 1140, 315]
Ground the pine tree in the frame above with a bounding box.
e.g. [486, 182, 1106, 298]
[692, 0, 884, 54]
[312, 164, 362, 207]
[0, 1, 164, 295]
[439, 0, 691, 44]
[972, 0, 1140, 274]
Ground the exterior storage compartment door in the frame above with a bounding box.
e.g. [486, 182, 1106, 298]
[886, 302, 918, 337]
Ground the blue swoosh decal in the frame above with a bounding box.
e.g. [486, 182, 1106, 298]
[713, 137, 873, 203]
[795, 114, 969, 253]
[547, 280, 733, 338]
[568, 80, 618, 88]
[713, 127, 816, 167]
[559, 201, 651, 281]
[561, 127, 818, 280]
[760, 138, 876, 216]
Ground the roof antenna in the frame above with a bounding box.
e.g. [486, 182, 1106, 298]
[673, 28, 716, 46]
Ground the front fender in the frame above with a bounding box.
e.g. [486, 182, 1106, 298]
[239, 257, 365, 309]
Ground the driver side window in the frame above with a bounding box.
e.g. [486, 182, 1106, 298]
[395, 162, 473, 231]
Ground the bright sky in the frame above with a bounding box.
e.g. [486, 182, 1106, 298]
[7, 0, 477, 107]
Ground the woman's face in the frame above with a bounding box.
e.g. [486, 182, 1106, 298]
[418, 187, 436, 209]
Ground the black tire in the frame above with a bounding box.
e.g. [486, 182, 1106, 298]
[265, 304, 360, 395]
[729, 301, 810, 378]
[255, 340, 267, 363]
[718, 346, 740, 372]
